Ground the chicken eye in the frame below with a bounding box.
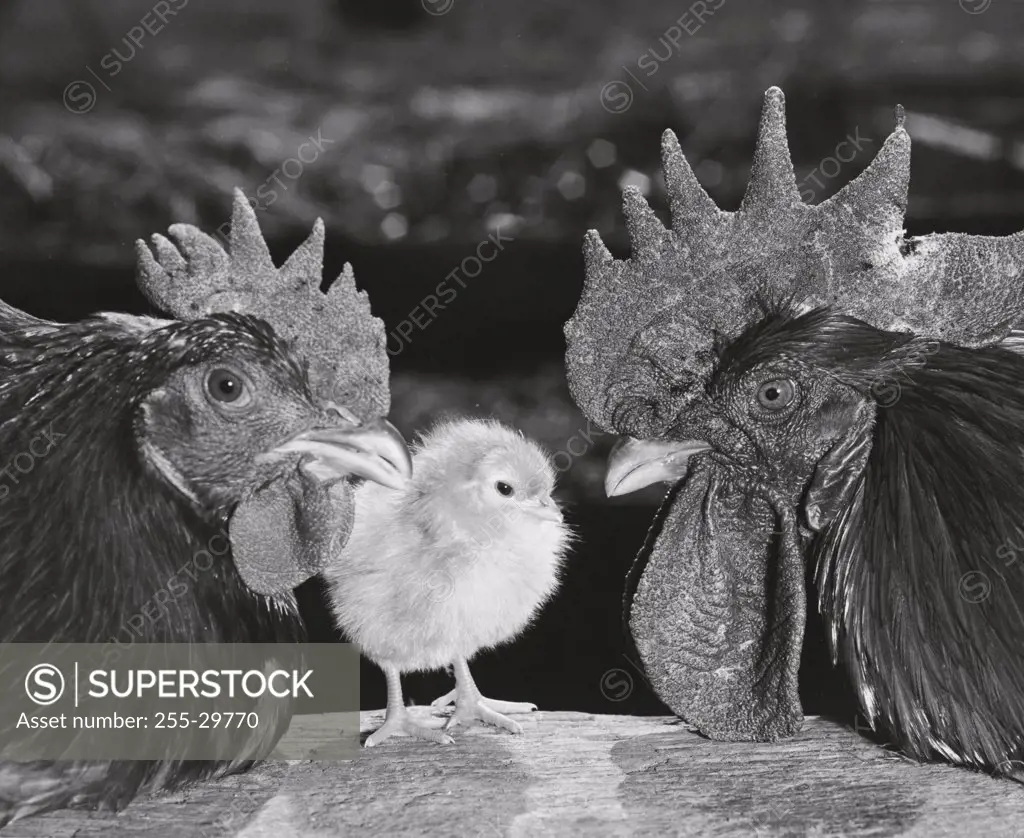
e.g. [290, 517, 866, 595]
[206, 368, 247, 404]
[495, 481, 514, 497]
[756, 378, 796, 410]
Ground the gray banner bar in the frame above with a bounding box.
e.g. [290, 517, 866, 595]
[0, 643, 360, 760]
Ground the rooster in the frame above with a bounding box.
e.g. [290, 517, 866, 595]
[564, 87, 1024, 777]
[0, 192, 410, 823]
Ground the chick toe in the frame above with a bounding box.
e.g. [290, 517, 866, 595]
[444, 700, 525, 735]
[430, 688, 457, 709]
[477, 698, 538, 714]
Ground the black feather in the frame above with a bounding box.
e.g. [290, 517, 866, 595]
[0, 312, 306, 824]
[715, 306, 917, 391]
[816, 339, 1024, 771]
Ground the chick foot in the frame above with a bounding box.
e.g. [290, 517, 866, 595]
[365, 664, 454, 748]
[365, 707, 453, 748]
[436, 658, 537, 735]
[431, 689, 537, 716]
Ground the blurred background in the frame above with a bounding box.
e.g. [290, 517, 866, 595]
[1, 0, 1023, 723]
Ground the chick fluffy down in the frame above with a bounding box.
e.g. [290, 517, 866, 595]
[325, 419, 570, 672]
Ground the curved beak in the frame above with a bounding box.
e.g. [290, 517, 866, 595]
[263, 417, 413, 490]
[523, 496, 563, 523]
[605, 437, 711, 497]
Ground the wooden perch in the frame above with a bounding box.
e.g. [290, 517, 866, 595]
[5, 710, 1024, 836]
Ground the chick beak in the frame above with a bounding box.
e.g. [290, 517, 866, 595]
[605, 437, 712, 497]
[524, 496, 563, 523]
[263, 417, 413, 490]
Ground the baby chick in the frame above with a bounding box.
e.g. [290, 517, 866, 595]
[326, 418, 570, 747]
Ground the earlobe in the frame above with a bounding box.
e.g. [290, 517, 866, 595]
[137, 390, 201, 506]
[138, 388, 194, 444]
[803, 402, 876, 532]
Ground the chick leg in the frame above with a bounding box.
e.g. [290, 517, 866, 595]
[436, 658, 536, 734]
[365, 664, 454, 748]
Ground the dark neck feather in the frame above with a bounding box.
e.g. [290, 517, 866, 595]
[815, 341, 1024, 768]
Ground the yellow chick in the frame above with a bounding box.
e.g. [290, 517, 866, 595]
[325, 418, 570, 746]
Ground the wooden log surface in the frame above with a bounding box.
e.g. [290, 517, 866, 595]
[4, 709, 1024, 837]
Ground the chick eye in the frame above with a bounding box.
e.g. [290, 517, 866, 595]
[206, 368, 247, 404]
[755, 378, 796, 411]
[495, 481, 514, 497]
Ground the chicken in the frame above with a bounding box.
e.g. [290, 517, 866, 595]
[564, 87, 1024, 776]
[325, 419, 569, 747]
[0, 192, 409, 823]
